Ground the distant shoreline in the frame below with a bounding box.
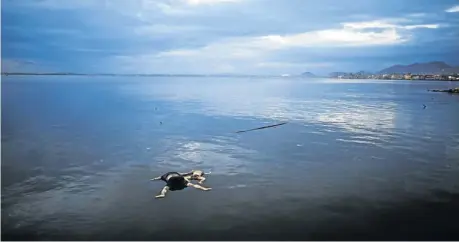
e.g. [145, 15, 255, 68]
[2, 72, 458, 81]
[329, 73, 459, 81]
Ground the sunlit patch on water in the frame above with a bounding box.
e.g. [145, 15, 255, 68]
[118, 80, 401, 148]
[154, 135, 259, 175]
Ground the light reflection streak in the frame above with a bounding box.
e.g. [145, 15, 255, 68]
[120, 79, 398, 145]
[155, 136, 258, 175]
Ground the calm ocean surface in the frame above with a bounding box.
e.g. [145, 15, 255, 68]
[2, 76, 459, 240]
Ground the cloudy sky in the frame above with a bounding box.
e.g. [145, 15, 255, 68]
[2, 0, 459, 75]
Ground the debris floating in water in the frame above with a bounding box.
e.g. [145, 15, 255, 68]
[235, 122, 287, 133]
[423, 104, 427, 109]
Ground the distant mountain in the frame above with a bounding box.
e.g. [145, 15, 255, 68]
[440, 66, 459, 75]
[301, 72, 317, 78]
[378, 61, 453, 74]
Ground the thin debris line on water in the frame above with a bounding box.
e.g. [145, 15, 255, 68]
[234, 122, 288, 134]
[152, 106, 287, 134]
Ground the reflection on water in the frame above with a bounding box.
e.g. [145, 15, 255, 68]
[2, 76, 459, 240]
[119, 78, 400, 141]
[155, 135, 257, 175]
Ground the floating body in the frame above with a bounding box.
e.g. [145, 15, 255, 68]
[151, 171, 211, 199]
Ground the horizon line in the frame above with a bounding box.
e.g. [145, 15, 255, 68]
[1, 72, 318, 77]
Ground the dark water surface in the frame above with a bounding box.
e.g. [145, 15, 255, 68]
[2, 76, 459, 240]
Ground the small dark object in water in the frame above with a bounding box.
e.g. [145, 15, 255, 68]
[423, 104, 427, 109]
[429, 88, 459, 94]
[235, 122, 287, 133]
[160, 122, 163, 125]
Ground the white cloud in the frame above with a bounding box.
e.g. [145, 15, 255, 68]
[342, 20, 439, 30]
[134, 0, 244, 16]
[403, 24, 439, 30]
[184, 0, 242, 5]
[445, 5, 459, 13]
[151, 18, 441, 58]
[113, 17, 443, 74]
[156, 22, 408, 58]
[407, 13, 427, 18]
[312, 28, 403, 46]
[134, 24, 206, 35]
[154, 2, 195, 15]
[342, 20, 401, 29]
[16, 0, 438, 74]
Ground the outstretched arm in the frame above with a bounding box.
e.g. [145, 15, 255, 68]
[151, 176, 162, 181]
[155, 186, 169, 198]
[187, 182, 212, 191]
